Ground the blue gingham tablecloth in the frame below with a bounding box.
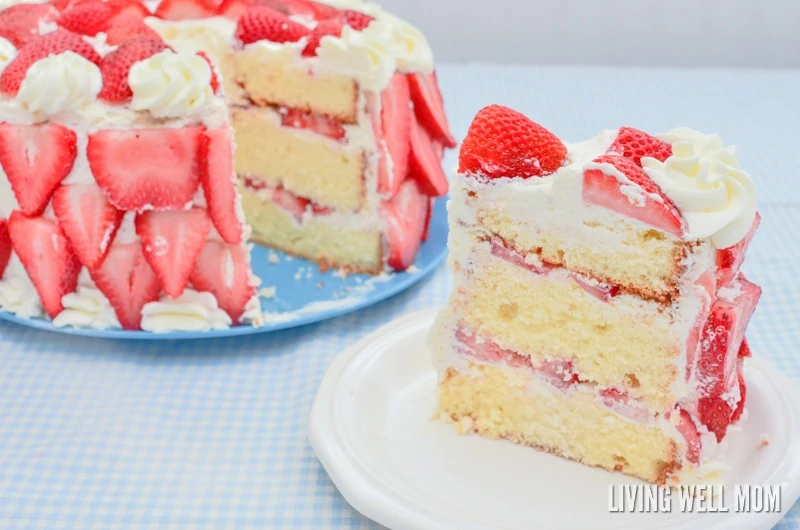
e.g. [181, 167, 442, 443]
[1, 64, 799, 530]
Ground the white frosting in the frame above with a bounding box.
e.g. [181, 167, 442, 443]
[0, 37, 16, 74]
[643, 128, 758, 249]
[0, 255, 44, 318]
[53, 285, 121, 330]
[128, 49, 215, 118]
[316, 24, 396, 92]
[0, 0, 47, 8]
[140, 290, 232, 333]
[17, 51, 102, 116]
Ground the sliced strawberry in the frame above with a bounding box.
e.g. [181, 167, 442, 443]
[583, 154, 685, 236]
[608, 127, 672, 166]
[376, 73, 411, 195]
[218, 0, 255, 19]
[194, 51, 220, 93]
[90, 241, 161, 330]
[420, 198, 433, 242]
[88, 127, 202, 212]
[408, 71, 456, 148]
[0, 4, 59, 47]
[408, 115, 448, 197]
[0, 219, 11, 278]
[135, 208, 212, 299]
[279, 0, 340, 19]
[108, 0, 151, 20]
[52, 184, 124, 271]
[672, 409, 701, 465]
[696, 276, 761, 398]
[685, 269, 716, 380]
[570, 273, 619, 302]
[57, 0, 115, 36]
[380, 179, 427, 270]
[280, 107, 345, 141]
[731, 357, 746, 423]
[7, 212, 81, 318]
[535, 358, 580, 390]
[302, 17, 343, 56]
[0, 123, 77, 217]
[154, 0, 217, 20]
[235, 5, 310, 45]
[104, 17, 161, 46]
[199, 128, 243, 244]
[459, 105, 566, 179]
[716, 213, 760, 287]
[190, 240, 255, 321]
[271, 184, 310, 221]
[98, 36, 169, 102]
[490, 236, 555, 276]
[341, 9, 373, 30]
[738, 338, 752, 358]
[0, 29, 102, 95]
[698, 396, 733, 442]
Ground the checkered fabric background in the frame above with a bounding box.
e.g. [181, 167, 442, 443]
[1, 65, 799, 529]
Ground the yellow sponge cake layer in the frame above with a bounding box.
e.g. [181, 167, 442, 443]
[241, 188, 383, 274]
[453, 244, 689, 411]
[234, 45, 358, 122]
[477, 204, 690, 303]
[439, 364, 679, 484]
[233, 107, 365, 212]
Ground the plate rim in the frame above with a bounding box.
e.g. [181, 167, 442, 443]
[308, 309, 800, 530]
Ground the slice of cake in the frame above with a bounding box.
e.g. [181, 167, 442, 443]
[429, 104, 761, 484]
[0, 0, 454, 332]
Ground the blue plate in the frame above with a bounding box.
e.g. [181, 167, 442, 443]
[0, 198, 448, 340]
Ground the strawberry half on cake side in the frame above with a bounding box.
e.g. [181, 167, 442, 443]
[429, 104, 762, 485]
[0, 22, 258, 334]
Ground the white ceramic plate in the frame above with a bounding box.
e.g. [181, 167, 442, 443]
[309, 309, 800, 530]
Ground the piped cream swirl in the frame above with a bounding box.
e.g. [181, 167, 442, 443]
[17, 51, 102, 115]
[140, 290, 232, 333]
[642, 128, 757, 248]
[128, 49, 215, 118]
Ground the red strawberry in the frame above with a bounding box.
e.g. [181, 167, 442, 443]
[279, 0, 340, 19]
[408, 116, 448, 197]
[608, 127, 672, 166]
[738, 338, 752, 358]
[108, 0, 151, 20]
[7, 212, 81, 318]
[280, 107, 345, 141]
[0, 29, 102, 95]
[57, 1, 114, 36]
[52, 184, 124, 271]
[583, 154, 684, 236]
[98, 36, 169, 102]
[155, 0, 218, 20]
[270, 184, 331, 220]
[218, 0, 254, 20]
[0, 219, 11, 278]
[341, 9, 373, 30]
[235, 5, 310, 45]
[90, 241, 161, 330]
[0, 123, 77, 217]
[490, 236, 554, 276]
[459, 104, 566, 179]
[104, 17, 161, 45]
[420, 197, 433, 242]
[190, 240, 255, 321]
[199, 128, 244, 244]
[716, 213, 760, 287]
[87, 127, 202, 212]
[376, 73, 410, 195]
[731, 357, 746, 423]
[302, 17, 343, 56]
[380, 179, 427, 270]
[408, 72, 456, 148]
[698, 396, 733, 442]
[196, 51, 220, 93]
[0, 4, 59, 47]
[135, 208, 212, 299]
[673, 409, 701, 465]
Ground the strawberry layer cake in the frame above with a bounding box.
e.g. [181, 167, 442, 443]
[429, 105, 761, 484]
[0, 0, 453, 332]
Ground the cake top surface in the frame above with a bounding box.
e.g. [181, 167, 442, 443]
[457, 104, 758, 249]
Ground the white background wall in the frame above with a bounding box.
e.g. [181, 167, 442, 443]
[380, 0, 800, 68]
